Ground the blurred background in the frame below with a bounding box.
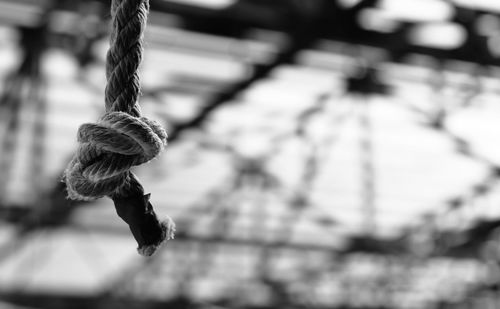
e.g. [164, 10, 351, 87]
[1, 0, 500, 308]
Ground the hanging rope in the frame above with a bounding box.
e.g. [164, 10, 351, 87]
[64, 0, 174, 256]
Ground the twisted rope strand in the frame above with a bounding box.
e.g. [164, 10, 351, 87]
[64, 0, 167, 201]
[105, 0, 148, 116]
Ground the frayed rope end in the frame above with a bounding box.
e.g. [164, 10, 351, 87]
[137, 216, 176, 257]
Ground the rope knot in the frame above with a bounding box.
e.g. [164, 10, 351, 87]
[64, 111, 167, 200]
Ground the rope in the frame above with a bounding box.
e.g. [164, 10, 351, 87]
[64, 0, 167, 200]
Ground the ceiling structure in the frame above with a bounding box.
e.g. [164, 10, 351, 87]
[1, 0, 500, 308]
